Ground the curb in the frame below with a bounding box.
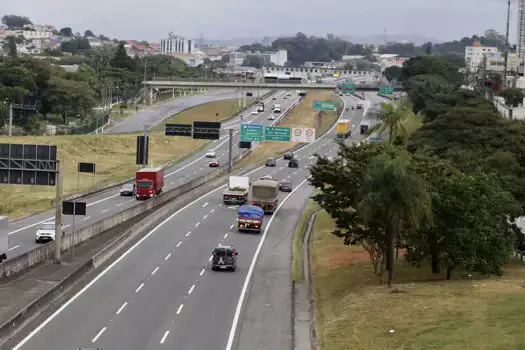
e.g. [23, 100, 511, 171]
[293, 208, 321, 350]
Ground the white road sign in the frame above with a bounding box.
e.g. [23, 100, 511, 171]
[291, 127, 316, 143]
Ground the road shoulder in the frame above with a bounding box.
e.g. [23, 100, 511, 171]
[235, 184, 313, 350]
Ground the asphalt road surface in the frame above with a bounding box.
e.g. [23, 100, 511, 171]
[4, 90, 298, 262]
[105, 89, 270, 134]
[10, 94, 369, 350]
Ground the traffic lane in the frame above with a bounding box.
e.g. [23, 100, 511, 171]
[5, 91, 288, 254]
[13, 189, 222, 350]
[236, 180, 314, 350]
[106, 89, 240, 134]
[12, 127, 333, 350]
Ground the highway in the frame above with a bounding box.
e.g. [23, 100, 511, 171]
[4, 89, 298, 262]
[105, 88, 270, 134]
[10, 94, 369, 350]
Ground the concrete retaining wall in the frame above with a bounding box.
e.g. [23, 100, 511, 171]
[0, 149, 252, 279]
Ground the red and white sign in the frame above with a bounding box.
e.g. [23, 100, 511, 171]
[291, 127, 315, 143]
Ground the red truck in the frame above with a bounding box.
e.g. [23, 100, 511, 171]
[136, 167, 164, 200]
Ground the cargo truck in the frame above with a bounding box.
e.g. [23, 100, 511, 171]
[136, 167, 164, 200]
[237, 205, 264, 233]
[223, 176, 250, 205]
[251, 178, 279, 214]
[336, 119, 352, 138]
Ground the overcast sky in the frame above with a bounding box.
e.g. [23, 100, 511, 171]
[1, 0, 516, 43]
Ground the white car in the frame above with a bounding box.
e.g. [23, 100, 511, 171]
[36, 221, 57, 243]
[268, 115, 275, 120]
[251, 110, 258, 115]
[286, 92, 292, 96]
[205, 151, 216, 158]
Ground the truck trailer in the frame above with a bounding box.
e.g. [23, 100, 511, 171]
[237, 205, 264, 233]
[251, 179, 279, 214]
[335, 119, 352, 139]
[223, 176, 250, 205]
[136, 167, 164, 200]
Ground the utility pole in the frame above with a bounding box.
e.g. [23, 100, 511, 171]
[143, 124, 148, 167]
[504, 0, 512, 86]
[54, 160, 63, 264]
[228, 128, 233, 173]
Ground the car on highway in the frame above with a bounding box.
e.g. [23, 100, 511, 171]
[356, 102, 363, 109]
[288, 158, 299, 168]
[209, 159, 220, 167]
[211, 245, 238, 271]
[272, 96, 277, 100]
[265, 157, 276, 167]
[283, 95, 288, 100]
[260, 175, 275, 180]
[283, 151, 294, 160]
[120, 183, 136, 196]
[251, 110, 258, 115]
[35, 221, 56, 243]
[205, 151, 216, 158]
[268, 115, 275, 120]
[286, 92, 292, 96]
[279, 180, 292, 192]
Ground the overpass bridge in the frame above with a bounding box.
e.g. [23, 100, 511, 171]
[142, 79, 405, 104]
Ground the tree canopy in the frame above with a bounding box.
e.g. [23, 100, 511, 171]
[2, 15, 32, 28]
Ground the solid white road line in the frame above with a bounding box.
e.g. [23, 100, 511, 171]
[8, 245, 19, 251]
[91, 327, 106, 343]
[225, 176, 310, 350]
[82, 217, 90, 221]
[160, 330, 170, 344]
[11, 94, 345, 350]
[116, 302, 127, 315]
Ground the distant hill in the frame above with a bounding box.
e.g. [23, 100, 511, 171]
[201, 33, 442, 47]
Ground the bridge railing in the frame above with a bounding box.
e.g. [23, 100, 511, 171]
[152, 76, 254, 83]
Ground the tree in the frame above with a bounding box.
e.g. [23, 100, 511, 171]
[1, 15, 32, 28]
[500, 88, 525, 108]
[359, 152, 432, 287]
[242, 54, 264, 68]
[59, 27, 74, 37]
[369, 100, 414, 142]
[384, 66, 402, 82]
[44, 76, 98, 122]
[238, 43, 269, 52]
[110, 43, 135, 70]
[407, 74, 452, 113]
[84, 30, 95, 37]
[4, 36, 17, 58]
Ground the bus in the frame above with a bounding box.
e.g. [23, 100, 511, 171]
[256, 101, 264, 112]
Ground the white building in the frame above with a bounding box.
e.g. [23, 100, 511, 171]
[465, 45, 498, 72]
[481, 52, 520, 74]
[160, 32, 194, 54]
[261, 50, 287, 66]
[229, 51, 247, 66]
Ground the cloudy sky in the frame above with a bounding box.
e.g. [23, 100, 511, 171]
[1, 0, 515, 42]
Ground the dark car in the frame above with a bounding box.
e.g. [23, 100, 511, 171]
[120, 183, 136, 196]
[266, 157, 276, 167]
[288, 158, 299, 168]
[280, 180, 292, 192]
[211, 246, 238, 271]
[283, 151, 294, 160]
[209, 160, 220, 167]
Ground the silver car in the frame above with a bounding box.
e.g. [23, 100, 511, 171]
[120, 183, 136, 196]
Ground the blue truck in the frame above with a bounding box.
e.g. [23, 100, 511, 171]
[237, 205, 264, 233]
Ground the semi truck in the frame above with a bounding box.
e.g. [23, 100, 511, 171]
[251, 178, 280, 214]
[223, 176, 250, 205]
[136, 167, 164, 200]
[336, 119, 352, 138]
[237, 205, 264, 233]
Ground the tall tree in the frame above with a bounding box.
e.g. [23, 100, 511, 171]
[4, 36, 18, 58]
[59, 27, 74, 37]
[369, 100, 414, 142]
[242, 54, 264, 68]
[500, 88, 525, 108]
[84, 30, 95, 37]
[110, 43, 135, 70]
[359, 152, 432, 287]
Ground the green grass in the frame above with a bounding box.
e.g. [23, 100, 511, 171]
[0, 134, 206, 219]
[292, 198, 319, 282]
[310, 210, 525, 350]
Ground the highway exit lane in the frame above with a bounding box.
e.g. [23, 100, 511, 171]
[11, 95, 364, 350]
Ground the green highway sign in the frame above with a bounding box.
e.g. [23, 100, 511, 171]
[342, 89, 356, 95]
[264, 126, 291, 142]
[312, 100, 337, 111]
[342, 83, 356, 89]
[380, 87, 394, 95]
[240, 123, 263, 142]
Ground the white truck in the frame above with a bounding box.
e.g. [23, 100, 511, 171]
[0, 216, 8, 263]
[223, 176, 250, 205]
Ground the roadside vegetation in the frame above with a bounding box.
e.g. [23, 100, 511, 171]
[307, 54, 525, 347]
